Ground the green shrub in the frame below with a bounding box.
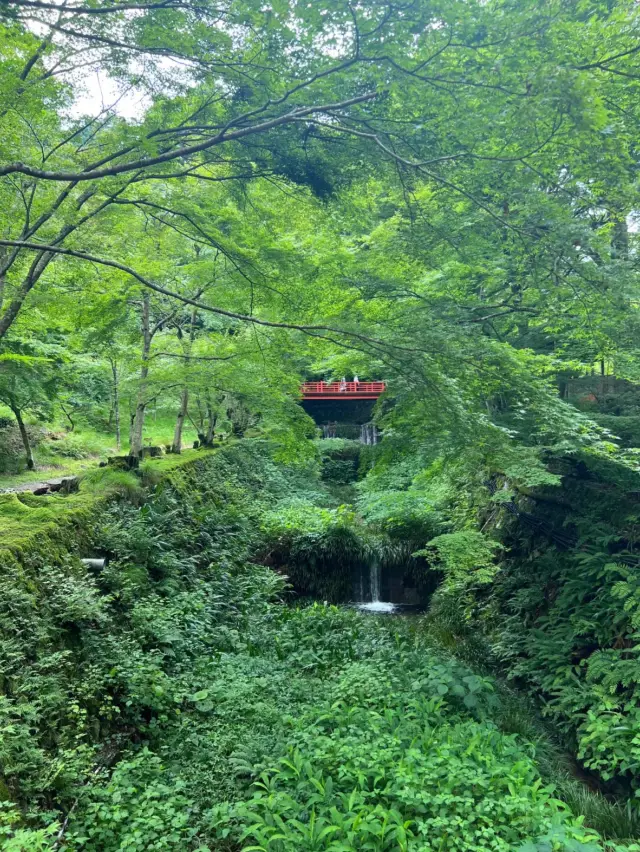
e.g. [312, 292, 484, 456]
[357, 487, 444, 543]
[321, 456, 358, 484]
[260, 504, 370, 601]
[68, 751, 203, 851]
[593, 414, 640, 449]
[428, 451, 640, 792]
[416, 529, 503, 585]
[316, 439, 362, 485]
[80, 467, 144, 502]
[0, 802, 58, 851]
[41, 430, 107, 459]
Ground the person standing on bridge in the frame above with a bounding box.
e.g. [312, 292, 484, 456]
[353, 375, 359, 386]
[339, 377, 347, 392]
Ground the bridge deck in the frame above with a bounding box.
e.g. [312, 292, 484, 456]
[301, 381, 386, 400]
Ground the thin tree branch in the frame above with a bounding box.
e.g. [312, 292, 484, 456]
[0, 92, 377, 182]
[0, 238, 430, 359]
[9, 0, 220, 13]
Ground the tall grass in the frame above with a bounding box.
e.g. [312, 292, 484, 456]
[80, 468, 144, 503]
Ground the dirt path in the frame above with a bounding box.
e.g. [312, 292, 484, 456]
[0, 475, 80, 496]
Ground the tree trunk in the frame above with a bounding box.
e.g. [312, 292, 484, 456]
[130, 398, 147, 458]
[61, 404, 75, 432]
[0, 247, 6, 312]
[12, 406, 35, 470]
[110, 358, 121, 452]
[130, 292, 151, 458]
[128, 410, 135, 451]
[0, 246, 58, 340]
[0, 184, 134, 341]
[205, 404, 217, 445]
[171, 388, 189, 453]
[195, 394, 206, 432]
[170, 308, 197, 454]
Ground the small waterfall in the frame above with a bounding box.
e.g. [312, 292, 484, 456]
[358, 557, 395, 613]
[370, 557, 381, 602]
[360, 423, 379, 445]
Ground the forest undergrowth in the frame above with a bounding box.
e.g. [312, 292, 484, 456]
[1, 440, 638, 852]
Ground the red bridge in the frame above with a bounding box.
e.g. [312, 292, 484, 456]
[301, 381, 386, 400]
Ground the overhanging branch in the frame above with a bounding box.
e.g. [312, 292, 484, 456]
[0, 238, 419, 359]
[0, 93, 377, 182]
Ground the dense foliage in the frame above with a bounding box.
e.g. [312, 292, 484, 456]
[430, 452, 640, 790]
[0, 442, 638, 851]
[1, 0, 640, 472]
[3, 0, 640, 847]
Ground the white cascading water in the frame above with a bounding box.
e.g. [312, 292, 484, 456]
[359, 423, 379, 445]
[370, 557, 380, 601]
[358, 557, 395, 613]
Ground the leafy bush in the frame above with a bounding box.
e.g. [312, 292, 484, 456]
[420, 450, 640, 796]
[316, 439, 362, 485]
[42, 430, 109, 459]
[80, 467, 144, 502]
[357, 486, 444, 544]
[416, 529, 503, 585]
[260, 504, 371, 601]
[321, 456, 358, 484]
[593, 415, 640, 449]
[68, 751, 204, 851]
[0, 802, 59, 851]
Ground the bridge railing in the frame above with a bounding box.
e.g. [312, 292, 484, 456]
[301, 381, 386, 395]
